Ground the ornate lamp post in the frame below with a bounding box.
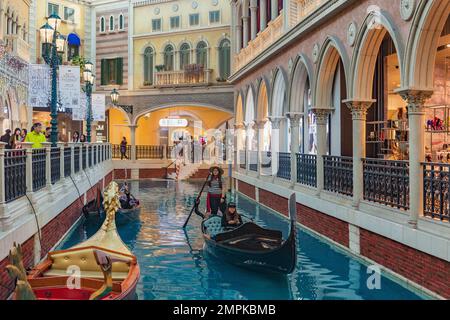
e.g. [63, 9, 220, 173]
[83, 61, 95, 142]
[39, 14, 66, 147]
[110, 88, 120, 106]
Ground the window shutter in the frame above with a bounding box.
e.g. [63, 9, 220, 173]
[116, 57, 123, 85]
[101, 59, 107, 85]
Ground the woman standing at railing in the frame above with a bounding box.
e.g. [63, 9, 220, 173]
[10, 128, 22, 149]
[120, 136, 129, 160]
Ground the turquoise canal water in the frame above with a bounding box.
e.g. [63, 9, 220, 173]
[58, 180, 428, 300]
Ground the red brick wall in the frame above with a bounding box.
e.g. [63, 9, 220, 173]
[360, 229, 450, 299]
[238, 180, 256, 200]
[113, 169, 131, 179]
[297, 204, 349, 248]
[104, 171, 113, 186]
[0, 236, 34, 300]
[139, 168, 175, 179]
[259, 188, 289, 217]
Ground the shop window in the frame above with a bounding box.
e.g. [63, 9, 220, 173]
[143, 47, 154, 85]
[218, 39, 231, 80]
[196, 41, 208, 68]
[170, 16, 180, 29]
[163, 45, 174, 71]
[152, 19, 161, 32]
[101, 58, 123, 85]
[179, 43, 190, 70]
[209, 11, 220, 24]
[64, 7, 75, 23]
[189, 14, 199, 27]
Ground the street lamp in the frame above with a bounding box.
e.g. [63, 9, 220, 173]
[39, 14, 65, 147]
[83, 66, 95, 143]
[110, 88, 120, 106]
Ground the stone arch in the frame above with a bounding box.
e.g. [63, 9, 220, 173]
[314, 36, 350, 109]
[235, 91, 245, 124]
[256, 77, 270, 121]
[106, 105, 131, 124]
[270, 67, 288, 117]
[244, 84, 256, 124]
[289, 53, 314, 113]
[404, 0, 450, 90]
[350, 10, 405, 100]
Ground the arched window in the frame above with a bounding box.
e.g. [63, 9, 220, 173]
[196, 41, 207, 68]
[109, 16, 114, 31]
[100, 17, 105, 32]
[164, 45, 174, 71]
[218, 39, 231, 80]
[143, 47, 154, 85]
[179, 43, 190, 70]
[119, 14, 124, 30]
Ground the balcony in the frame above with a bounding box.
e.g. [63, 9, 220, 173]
[153, 69, 212, 87]
[289, 0, 329, 27]
[4, 35, 30, 63]
[234, 13, 284, 73]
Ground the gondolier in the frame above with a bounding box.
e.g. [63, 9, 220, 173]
[206, 166, 226, 215]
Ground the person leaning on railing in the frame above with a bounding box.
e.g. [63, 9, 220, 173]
[25, 123, 46, 148]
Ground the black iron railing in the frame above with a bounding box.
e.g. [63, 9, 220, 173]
[239, 150, 246, 169]
[423, 162, 450, 222]
[249, 151, 258, 172]
[324, 156, 353, 196]
[87, 145, 92, 167]
[50, 147, 60, 184]
[277, 152, 291, 180]
[82, 145, 87, 169]
[4, 150, 26, 202]
[93, 145, 97, 165]
[363, 159, 409, 210]
[297, 154, 317, 187]
[136, 145, 164, 159]
[32, 149, 46, 191]
[74, 146, 80, 173]
[64, 147, 71, 177]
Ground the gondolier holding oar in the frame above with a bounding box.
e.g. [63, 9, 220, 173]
[206, 166, 226, 216]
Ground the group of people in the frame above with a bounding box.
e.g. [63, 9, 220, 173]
[195, 166, 242, 228]
[71, 131, 88, 143]
[119, 182, 139, 209]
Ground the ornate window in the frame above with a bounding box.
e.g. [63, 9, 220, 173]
[100, 17, 106, 33]
[119, 14, 124, 30]
[179, 43, 190, 70]
[143, 47, 154, 85]
[196, 41, 207, 68]
[164, 45, 174, 71]
[218, 39, 231, 80]
[109, 15, 114, 31]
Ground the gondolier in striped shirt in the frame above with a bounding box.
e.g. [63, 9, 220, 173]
[206, 166, 226, 216]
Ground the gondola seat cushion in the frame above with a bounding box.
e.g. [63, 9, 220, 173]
[203, 216, 224, 237]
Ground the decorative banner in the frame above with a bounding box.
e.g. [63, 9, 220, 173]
[92, 94, 106, 121]
[28, 64, 51, 108]
[58, 65, 80, 111]
[72, 91, 86, 121]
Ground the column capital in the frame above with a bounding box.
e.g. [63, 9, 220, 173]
[268, 116, 284, 129]
[396, 89, 433, 114]
[254, 119, 267, 129]
[234, 122, 245, 130]
[244, 121, 255, 131]
[310, 108, 332, 125]
[286, 112, 303, 127]
[343, 99, 375, 120]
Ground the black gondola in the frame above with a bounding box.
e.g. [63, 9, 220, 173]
[200, 193, 297, 275]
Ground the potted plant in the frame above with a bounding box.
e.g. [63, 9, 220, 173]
[155, 65, 165, 72]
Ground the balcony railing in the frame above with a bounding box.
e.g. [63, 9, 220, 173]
[154, 69, 212, 87]
[4, 150, 26, 203]
[112, 145, 131, 160]
[363, 159, 409, 210]
[277, 152, 291, 180]
[4, 35, 30, 63]
[249, 151, 258, 172]
[289, 0, 329, 27]
[50, 147, 61, 185]
[239, 150, 247, 169]
[423, 162, 450, 222]
[297, 154, 317, 187]
[32, 149, 46, 192]
[324, 156, 353, 197]
[136, 145, 164, 159]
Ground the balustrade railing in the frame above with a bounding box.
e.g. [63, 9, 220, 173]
[363, 159, 409, 210]
[154, 69, 212, 86]
[249, 151, 258, 172]
[50, 147, 61, 184]
[32, 149, 46, 192]
[136, 145, 164, 159]
[297, 154, 317, 187]
[277, 152, 291, 180]
[423, 163, 450, 222]
[112, 144, 131, 159]
[4, 150, 26, 203]
[239, 150, 247, 169]
[64, 147, 71, 177]
[323, 156, 353, 196]
[82, 146, 87, 169]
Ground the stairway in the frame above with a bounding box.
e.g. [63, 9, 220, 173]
[177, 162, 202, 181]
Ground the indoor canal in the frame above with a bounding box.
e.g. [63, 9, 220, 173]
[57, 180, 429, 300]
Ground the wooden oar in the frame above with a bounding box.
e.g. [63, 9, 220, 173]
[182, 173, 211, 229]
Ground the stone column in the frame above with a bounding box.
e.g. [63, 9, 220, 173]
[312, 108, 331, 195]
[244, 122, 254, 173]
[250, 0, 258, 40]
[344, 100, 374, 208]
[271, 0, 279, 20]
[129, 125, 137, 161]
[22, 142, 33, 195]
[242, 16, 249, 47]
[234, 123, 244, 171]
[0, 142, 9, 231]
[255, 120, 266, 177]
[42, 142, 52, 190]
[236, 23, 242, 53]
[269, 116, 283, 178]
[287, 112, 303, 185]
[398, 89, 433, 227]
[58, 142, 65, 180]
[260, 0, 267, 31]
